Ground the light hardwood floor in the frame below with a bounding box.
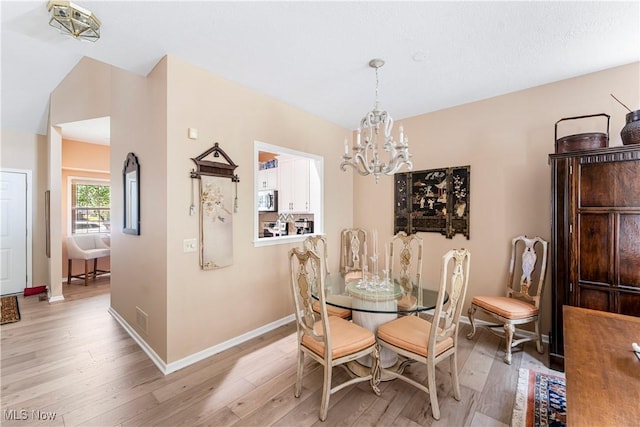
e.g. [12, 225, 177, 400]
[1, 279, 556, 427]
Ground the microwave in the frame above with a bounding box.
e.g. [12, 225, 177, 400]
[258, 189, 278, 212]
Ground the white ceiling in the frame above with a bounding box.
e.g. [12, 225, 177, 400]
[2, 1, 639, 144]
[57, 116, 110, 144]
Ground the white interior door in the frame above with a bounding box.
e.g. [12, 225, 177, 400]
[0, 171, 28, 295]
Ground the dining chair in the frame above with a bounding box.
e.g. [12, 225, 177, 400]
[303, 235, 329, 275]
[66, 234, 111, 286]
[304, 236, 352, 320]
[340, 228, 368, 282]
[389, 231, 423, 312]
[377, 248, 471, 420]
[467, 235, 548, 364]
[289, 247, 380, 421]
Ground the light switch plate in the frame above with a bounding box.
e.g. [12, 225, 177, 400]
[183, 238, 197, 253]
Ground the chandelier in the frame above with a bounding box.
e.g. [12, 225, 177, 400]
[47, 1, 101, 42]
[340, 58, 412, 183]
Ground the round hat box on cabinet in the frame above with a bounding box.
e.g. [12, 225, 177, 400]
[621, 110, 640, 145]
[555, 113, 610, 154]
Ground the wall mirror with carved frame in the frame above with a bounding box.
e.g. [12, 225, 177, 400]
[123, 152, 140, 235]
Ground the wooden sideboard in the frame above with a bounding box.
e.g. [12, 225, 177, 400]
[563, 305, 640, 426]
[549, 145, 640, 371]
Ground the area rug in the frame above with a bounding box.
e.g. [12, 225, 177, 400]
[512, 368, 566, 427]
[0, 295, 21, 325]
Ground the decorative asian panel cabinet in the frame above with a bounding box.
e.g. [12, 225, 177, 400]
[549, 144, 640, 371]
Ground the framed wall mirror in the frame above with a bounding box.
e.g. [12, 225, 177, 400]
[123, 152, 140, 235]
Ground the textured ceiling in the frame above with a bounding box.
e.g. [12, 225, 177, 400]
[2, 1, 639, 143]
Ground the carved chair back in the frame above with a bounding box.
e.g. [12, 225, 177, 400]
[340, 228, 368, 275]
[289, 248, 328, 349]
[431, 248, 471, 353]
[507, 235, 549, 309]
[389, 231, 423, 293]
[303, 235, 329, 275]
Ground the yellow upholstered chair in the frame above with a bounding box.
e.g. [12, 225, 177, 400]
[340, 228, 368, 282]
[389, 231, 423, 312]
[66, 234, 110, 286]
[467, 235, 548, 364]
[377, 248, 471, 420]
[289, 247, 380, 421]
[304, 236, 352, 320]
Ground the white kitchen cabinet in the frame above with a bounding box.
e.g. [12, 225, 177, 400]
[308, 159, 320, 213]
[278, 157, 310, 212]
[257, 167, 278, 189]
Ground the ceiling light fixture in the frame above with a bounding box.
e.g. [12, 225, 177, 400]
[340, 58, 412, 183]
[47, 0, 101, 42]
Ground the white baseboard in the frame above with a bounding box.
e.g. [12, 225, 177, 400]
[109, 308, 548, 376]
[108, 306, 295, 375]
[164, 314, 296, 374]
[108, 307, 168, 373]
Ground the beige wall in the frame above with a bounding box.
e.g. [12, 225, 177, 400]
[49, 57, 169, 359]
[0, 129, 49, 287]
[61, 138, 111, 280]
[49, 57, 113, 299]
[108, 58, 169, 361]
[164, 55, 353, 362]
[353, 62, 640, 336]
[38, 54, 640, 367]
[48, 54, 353, 363]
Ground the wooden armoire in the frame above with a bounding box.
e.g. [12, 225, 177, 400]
[549, 144, 640, 371]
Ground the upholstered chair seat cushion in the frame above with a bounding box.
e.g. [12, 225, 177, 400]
[397, 294, 417, 312]
[312, 300, 352, 319]
[313, 301, 351, 319]
[302, 316, 375, 359]
[471, 296, 538, 320]
[344, 271, 362, 282]
[377, 315, 454, 358]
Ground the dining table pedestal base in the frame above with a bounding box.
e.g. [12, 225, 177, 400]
[345, 356, 414, 382]
[349, 282, 401, 368]
[352, 310, 398, 368]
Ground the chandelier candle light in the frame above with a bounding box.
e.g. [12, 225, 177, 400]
[341, 58, 413, 183]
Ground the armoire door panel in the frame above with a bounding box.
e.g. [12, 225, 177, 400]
[619, 213, 640, 288]
[578, 286, 612, 312]
[580, 162, 613, 207]
[619, 292, 640, 316]
[578, 213, 610, 284]
[615, 161, 640, 206]
[580, 160, 640, 207]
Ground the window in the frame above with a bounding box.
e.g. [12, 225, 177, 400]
[254, 141, 323, 246]
[70, 179, 111, 234]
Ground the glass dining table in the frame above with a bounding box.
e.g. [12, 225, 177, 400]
[312, 272, 445, 379]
